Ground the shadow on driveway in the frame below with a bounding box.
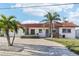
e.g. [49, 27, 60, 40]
[13, 43, 77, 56]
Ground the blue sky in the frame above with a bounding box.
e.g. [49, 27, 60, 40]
[0, 3, 79, 25]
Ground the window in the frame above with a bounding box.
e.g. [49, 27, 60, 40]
[62, 29, 66, 33]
[31, 29, 35, 35]
[68, 29, 71, 33]
[52, 29, 56, 32]
[62, 29, 71, 33]
[39, 29, 42, 33]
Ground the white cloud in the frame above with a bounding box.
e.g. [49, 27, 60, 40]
[69, 12, 79, 18]
[65, 8, 79, 25]
[11, 3, 22, 8]
[22, 20, 39, 24]
[60, 4, 74, 9]
[11, 3, 74, 16]
[11, 3, 79, 24]
[23, 8, 47, 16]
[68, 9, 79, 19]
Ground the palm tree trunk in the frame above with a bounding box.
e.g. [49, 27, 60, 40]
[49, 21, 52, 38]
[51, 21, 55, 38]
[11, 31, 15, 46]
[51, 22, 53, 38]
[49, 21, 51, 37]
[6, 29, 11, 46]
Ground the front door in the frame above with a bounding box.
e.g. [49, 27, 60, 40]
[46, 29, 49, 37]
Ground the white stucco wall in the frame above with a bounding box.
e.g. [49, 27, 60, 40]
[29, 28, 47, 37]
[7, 27, 76, 39]
[9, 29, 25, 37]
[4, 28, 47, 37]
[59, 27, 75, 39]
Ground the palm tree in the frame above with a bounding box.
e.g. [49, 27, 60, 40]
[10, 20, 25, 46]
[0, 15, 24, 46]
[41, 11, 61, 38]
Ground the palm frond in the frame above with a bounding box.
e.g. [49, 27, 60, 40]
[0, 22, 4, 28]
[8, 16, 16, 21]
[1, 15, 7, 20]
[55, 17, 61, 20]
[0, 19, 4, 22]
[20, 26, 25, 33]
[40, 19, 48, 23]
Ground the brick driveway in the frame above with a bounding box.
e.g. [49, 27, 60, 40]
[0, 37, 78, 56]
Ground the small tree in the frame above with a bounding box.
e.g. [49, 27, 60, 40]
[0, 15, 24, 46]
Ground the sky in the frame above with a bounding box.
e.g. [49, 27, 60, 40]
[0, 3, 79, 25]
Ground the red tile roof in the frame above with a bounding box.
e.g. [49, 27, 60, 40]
[22, 21, 77, 28]
[59, 21, 77, 27]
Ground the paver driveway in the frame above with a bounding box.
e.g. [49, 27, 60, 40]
[0, 37, 78, 56]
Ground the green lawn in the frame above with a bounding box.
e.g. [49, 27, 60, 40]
[48, 38, 79, 55]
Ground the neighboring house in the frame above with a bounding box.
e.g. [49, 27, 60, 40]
[2, 21, 79, 39]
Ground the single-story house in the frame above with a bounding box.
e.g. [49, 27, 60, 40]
[1, 21, 79, 39]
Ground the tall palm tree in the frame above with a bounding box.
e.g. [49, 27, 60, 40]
[0, 15, 24, 46]
[41, 11, 61, 38]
